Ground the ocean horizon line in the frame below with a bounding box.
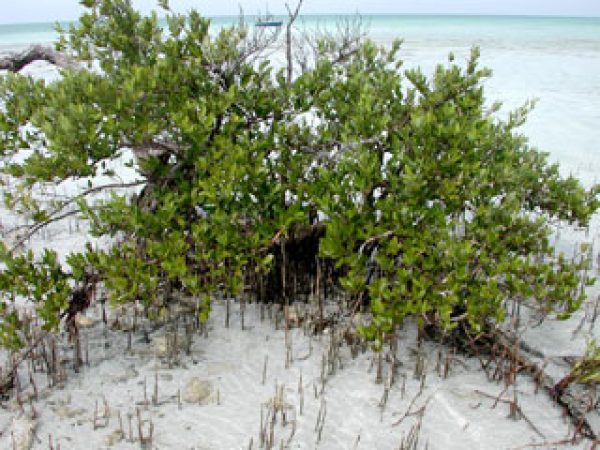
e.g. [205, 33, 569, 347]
[2, 12, 600, 27]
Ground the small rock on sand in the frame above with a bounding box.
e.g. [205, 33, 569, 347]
[105, 430, 124, 446]
[75, 314, 97, 328]
[152, 335, 183, 356]
[153, 336, 168, 357]
[182, 378, 212, 404]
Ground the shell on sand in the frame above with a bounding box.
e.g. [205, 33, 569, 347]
[182, 378, 213, 404]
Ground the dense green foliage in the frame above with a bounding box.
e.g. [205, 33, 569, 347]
[0, 0, 598, 348]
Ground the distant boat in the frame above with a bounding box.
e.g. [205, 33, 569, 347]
[255, 20, 283, 27]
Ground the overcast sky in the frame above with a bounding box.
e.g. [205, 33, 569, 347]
[1, 0, 600, 25]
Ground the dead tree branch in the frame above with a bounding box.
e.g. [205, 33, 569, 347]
[494, 332, 598, 441]
[6, 180, 144, 254]
[285, 0, 304, 85]
[0, 45, 77, 72]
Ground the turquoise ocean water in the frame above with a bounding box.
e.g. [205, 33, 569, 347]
[1, 15, 600, 185]
[1, 15, 599, 47]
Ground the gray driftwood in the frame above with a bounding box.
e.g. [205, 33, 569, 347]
[0, 44, 76, 72]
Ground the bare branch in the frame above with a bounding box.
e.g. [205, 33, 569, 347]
[358, 230, 395, 254]
[9, 209, 84, 254]
[293, 14, 368, 71]
[474, 389, 546, 439]
[6, 180, 144, 253]
[285, 0, 304, 85]
[0, 45, 78, 72]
